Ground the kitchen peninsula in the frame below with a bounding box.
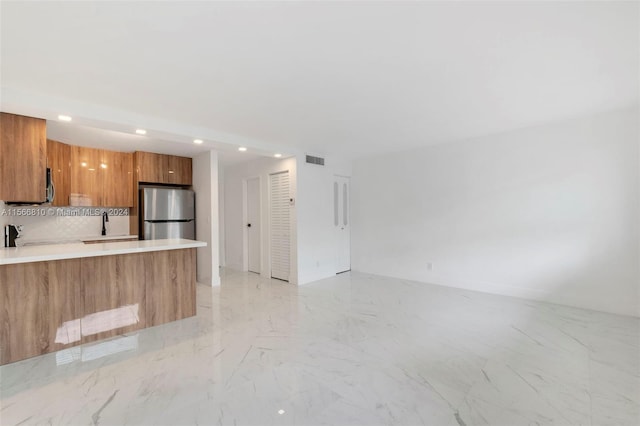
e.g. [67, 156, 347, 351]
[0, 238, 206, 365]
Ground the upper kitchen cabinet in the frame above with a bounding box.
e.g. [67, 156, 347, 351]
[102, 150, 133, 207]
[70, 146, 102, 206]
[136, 151, 192, 186]
[0, 113, 47, 202]
[168, 155, 192, 185]
[47, 139, 71, 207]
[70, 147, 134, 207]
[136, 151, 167, 183]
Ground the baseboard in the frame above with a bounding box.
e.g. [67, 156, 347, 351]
[351, 268, 639, 318]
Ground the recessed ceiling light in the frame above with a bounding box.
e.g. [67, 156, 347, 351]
[58, 115, 72, 122]
[193, 139, 203, 144]
[238, 147, 247, 152]
[80, 162, 87, 167]
[274, 153, 282, 158]
[278, 409, 285, 415]
[100, 163, 107, 169]
[135, 129, 147, 135]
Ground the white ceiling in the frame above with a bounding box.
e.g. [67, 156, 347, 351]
[46, 121, 262, 167]
[1, 1, 638, 158]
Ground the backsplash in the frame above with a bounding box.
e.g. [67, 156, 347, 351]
[0, 201, 130, 244]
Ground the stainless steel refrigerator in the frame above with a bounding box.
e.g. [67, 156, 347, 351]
[140, 187, 195, 240]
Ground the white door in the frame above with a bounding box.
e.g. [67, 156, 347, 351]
[270, 171, 290, 281]
[334, 176, 351, 273]
[246, 177, 261, 274]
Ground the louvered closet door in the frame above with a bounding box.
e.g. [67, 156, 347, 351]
[270, 171, 290, 281]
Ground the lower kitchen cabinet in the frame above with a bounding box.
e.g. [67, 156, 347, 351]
[145, 249, 196, 326]
[0, 259, 82, 364]
[0, 248, 196, 365]
[81, 253, 147, 343]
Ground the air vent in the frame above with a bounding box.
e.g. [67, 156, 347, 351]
[305, 155, 325, 166]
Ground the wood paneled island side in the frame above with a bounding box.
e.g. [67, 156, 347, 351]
[0, 239, 205, 365]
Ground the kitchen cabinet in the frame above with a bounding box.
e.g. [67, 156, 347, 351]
[70, 146, 134, 207]
[47, 139, 71, 207]
[0, 258, 82, 364]
[81, 253, 146, 343]
[70, 145, 102, 206]
[102, 150, 133, 207]
[135, 151, 166, 183]
[168, 154, 192, 185]
[145, 249, 196, 326]
[0, 248, 196, 365]
[136, 151, 192, 185]
[0, 112, 47, 202]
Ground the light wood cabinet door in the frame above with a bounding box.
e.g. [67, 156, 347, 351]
[47, 139, 71, 206]
[47, 259, 84, 352]
[168, 155, 192, 185]
[136, 151, 192, 185]
[145, 248, 196, 326]
[0, 113, 46, 202]
[136, 151, 168, 183]
[70, 145, 102, 206]
[81, 253, 146, 343]
[102, 150, 133, 207]
[0, 259, 82, 365]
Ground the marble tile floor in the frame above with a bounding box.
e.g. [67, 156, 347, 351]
[1, 269, 638, 426]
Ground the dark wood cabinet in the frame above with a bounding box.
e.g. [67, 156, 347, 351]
[0, 113, 47, 202]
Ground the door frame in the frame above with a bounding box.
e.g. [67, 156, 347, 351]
[242, 176, 262, 273]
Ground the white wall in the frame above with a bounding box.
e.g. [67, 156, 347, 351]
[223, 156, 298, 283]
[296, 154, 352, 284]
[192, 150, 220, 286]
[352, 107, 639, 317]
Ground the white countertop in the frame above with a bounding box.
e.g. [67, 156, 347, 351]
[0, 239, 207, 265]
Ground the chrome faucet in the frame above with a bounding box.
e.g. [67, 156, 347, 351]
[101, 211, 109, 236]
